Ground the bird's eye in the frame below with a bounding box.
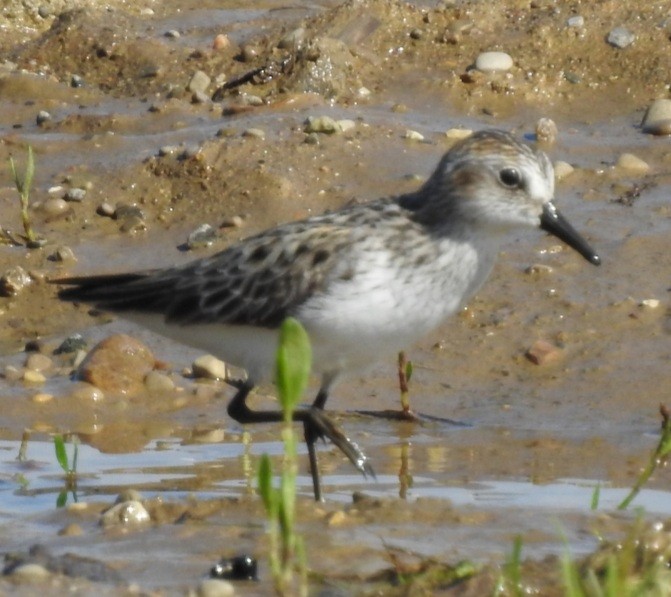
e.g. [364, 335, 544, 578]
[499, 167, 522, 188]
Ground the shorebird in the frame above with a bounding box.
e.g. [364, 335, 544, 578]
[54, 129, 600, 500]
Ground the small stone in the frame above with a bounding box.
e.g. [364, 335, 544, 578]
[158, 145, 181, 157]
[48, 245, 77, 262]
[32, 392, 53, 403]
[54, 334, 87, 355]
[96, 202, 115, 217]
[475, 51, 513, 72]
[640, 299, 660, 309]
[220, 215, 243, 228]
[525, 264, 553, 276]
[192, 355, 228, 381]
[10, 563, 51, 581]
[567, 16, 584, 28]
[68, 382, 105, 402]
[119, 215, 146, 233]
[240, 94, 263, 106]
[197, 578, 235, 597]
[409, 28, 422, 40]
[25, 353, 52, 372]
[304, 132, 320, 145]
[192, 90, 210, 104]
[242, 128, 265, 139]
[525, 340, 563, 366]
[77, 334, 156, 396]
[36, 110, 51, 126]
[140, 65, 161, 78]
[58, 522, 83, 536]
[553, 161, 574, 180]
[278, 27, 306, 50]
[190, 428, 225, 444]
[641, 99, 671, 135]
[304, 115, 340, 134]
[213, 34, 231, 51]
[403, 129, 424, 141]
[144, 370, 175, 394]
[0, 266, 31, 297]
[616, 153, 650, 174]
[187, 70, 211, 94]
[326, 510, 349, 526]
[445, 128, 473, 141]
[4, 365, 22, 381]
[70, 74, 84, 88]
[113, 205, 143, 221]
[64, 187, 86, 202]
[357, 86, 371, 98]
[41, 197, 70, 218]
[607, 26, 635, 49]
[164, 29, 180, 39]
[23, 370, 46, 385]
[187, 224, 218, 249]
[116, 488, 143, 503]
[100, 500, 150, 527]
[240, 45, 258, 62]
[336, 119, 356, 133]
[38, 5, 52, 18]
[535, 117, 558, 144]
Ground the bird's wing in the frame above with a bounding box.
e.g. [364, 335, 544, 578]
[54, 221, 355, 328]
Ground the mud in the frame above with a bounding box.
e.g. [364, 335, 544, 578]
[1, 0, 671, 594]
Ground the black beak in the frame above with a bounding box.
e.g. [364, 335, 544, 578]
[540, 202, 600, 266]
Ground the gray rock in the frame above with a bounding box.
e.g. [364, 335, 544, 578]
[567, 16, 584, 28]
[607, 26, 635, 48]
[187, 70, 211, 94]
[64, 187, 86, 202]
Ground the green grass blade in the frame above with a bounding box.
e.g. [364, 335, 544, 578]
[53, 435, 69, 472]
[590, 483, 601, 510]
[276, 318, 311, 416]
[257, 453, 273, 512]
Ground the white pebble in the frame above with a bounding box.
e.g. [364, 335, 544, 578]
[445, 128, 472, 140]
[553, 161, 575, 180]
[475, 51, 513, 72]
[403, 129, 424, 141]
[616, 153, 650, 174]
[607, 26, 635, 49]
[567, 16, 584, 28]
[640, 299, 660, 309]
[197, 578, 235, 597]
[100, 500, 150, 527]
[642, 99, 671, 135]
[192, 355, 228, 380]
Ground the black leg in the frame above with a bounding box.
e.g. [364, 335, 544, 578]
[226, 379, 375, 501]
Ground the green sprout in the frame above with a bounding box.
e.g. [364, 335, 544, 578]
[257, 317, 309, 596]
[398, 351, 413, 415]
[53, 433, 79, 507]
[618, 404, 671, 511]
[2, 146, 43, 248]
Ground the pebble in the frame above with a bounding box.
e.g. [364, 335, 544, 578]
[164, 29, 180, 39]
[31, 392, 53, 403]
[3, 365, 22, 381]
[240, 94, 263, 106]
[187, 223, 218, 249]
[144, 370, 175, 394]
[191, 90, 210, 104]
[70, 74, 84, 88]
[0, 266, 31, 297]
[525, 340, 563, 366]
[278, 27, 306, 50]
[116, 488, 143, 503]
[54, 333, 87, 355]
[242, 128, 265, 139]
[616, 153, 650, 174]
[304, 115, 341, 134]
[337, 119, 356, 133]
[192, 355, 228, 381]
[213, 34, 231, 51]
[48, 245, 77, 262]
[41, 197, 70, 217]
[567, 16, 584, 28]
[640, 299, 660, 309]
[403, 129, 424, 141]
[475, 51, 513, 72]
[77, 334, 156, 396]
[525, 264, 553, 276]
[100, 500, 150, 527]
[36, 110, 51, 125]
[119, 214, 146, 234]
[64, 187, 86, 202]
[67, 382, 105, 402]
[240, 45, 258, 62]
[187, 70, 211, 94]
[535, 117, 558, 144]
[553, 161, 575, 180]
[607, 26, 635, 49]
[9, 563, 51, 581]
[409, 28, 423, 40]
[220, 215, 243, 229]
[641, 99, 671, 135]
[23, 370, 46, 385]
[96, 202, 115, 217]
[197, 578, 236, 597]
[445, 128, 473, 140]
[25, 353, 52, 372]
[190, 428, 225, 444]
[158, 145, 181, 157]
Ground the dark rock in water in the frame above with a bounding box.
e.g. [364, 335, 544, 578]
[3, 544, 123, 583]
[210, 554, 258, 581]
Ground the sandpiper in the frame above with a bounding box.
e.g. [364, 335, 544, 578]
[54, 129, 600, 500]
